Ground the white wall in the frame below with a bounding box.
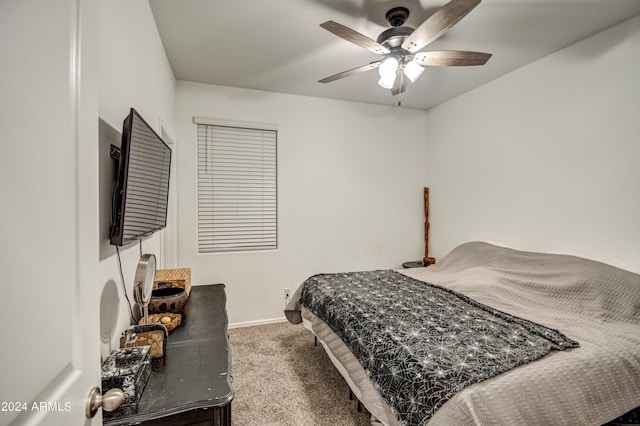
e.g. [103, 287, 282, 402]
[99, 5, 640, 333]
[424, 14, 640, 271]
[175, 82, 429, 326]
[99, 0, 176, 354]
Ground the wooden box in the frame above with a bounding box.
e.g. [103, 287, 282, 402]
[154, 267, 191, 295]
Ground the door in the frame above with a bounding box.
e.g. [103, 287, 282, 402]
[0, 0, 102, 425]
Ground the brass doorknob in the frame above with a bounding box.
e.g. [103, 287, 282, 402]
[85, 387, 124, 418]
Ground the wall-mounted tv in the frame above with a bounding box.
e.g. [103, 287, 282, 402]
[110, 108, 171, 246]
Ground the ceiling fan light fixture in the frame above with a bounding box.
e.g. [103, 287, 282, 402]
[378, 56, 399, 88]
[403, 60, 424, 83]
[378, 73, 396, 89]
[378, 57, 399, 78]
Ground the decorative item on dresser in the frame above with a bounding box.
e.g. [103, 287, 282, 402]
[154, 267, 191, 294]
[148, 286, 189, 314]
[104, 284, 233, 426]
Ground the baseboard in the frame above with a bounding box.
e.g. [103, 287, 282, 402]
[229, 317, 288, 329]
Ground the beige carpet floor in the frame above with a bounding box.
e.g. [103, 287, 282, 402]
[228, 321, 371, 426]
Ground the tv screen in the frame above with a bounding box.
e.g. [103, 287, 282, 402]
[110, 108, 171, 246]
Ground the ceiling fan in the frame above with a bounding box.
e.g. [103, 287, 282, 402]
[318, 0, 492, 96]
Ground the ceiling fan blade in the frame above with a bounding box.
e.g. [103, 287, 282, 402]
[414, 50, 492, 66]
[319, 60, 382, 83]
[402, 0, 481, 53]
[391, 70, 407, 96]
[320, 21, 390, 55]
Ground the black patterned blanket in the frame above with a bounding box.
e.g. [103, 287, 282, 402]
[299, 269, 578, 425]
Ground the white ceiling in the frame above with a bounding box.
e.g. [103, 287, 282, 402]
[149, 0, 640, 110]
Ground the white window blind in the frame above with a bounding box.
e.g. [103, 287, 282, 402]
[196, 120, 277, 253]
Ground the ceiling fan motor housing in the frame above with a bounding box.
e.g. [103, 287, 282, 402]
[385, 6, 410, 27]
[377, 26, 414, 49]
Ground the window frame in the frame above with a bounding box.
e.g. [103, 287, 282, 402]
[194, 117, 278, 254]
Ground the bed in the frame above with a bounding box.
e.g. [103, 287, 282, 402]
[285, 241, 640, 425]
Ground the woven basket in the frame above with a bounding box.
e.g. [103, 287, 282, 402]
[139, 313, 182, 332]
[154, 267, 191, 294]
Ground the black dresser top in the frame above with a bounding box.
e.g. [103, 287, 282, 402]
[105, 284, 233, 425]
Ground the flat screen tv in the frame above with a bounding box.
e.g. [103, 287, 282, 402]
[110, 108, 171, 246]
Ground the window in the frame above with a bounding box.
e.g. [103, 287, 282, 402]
[195, 117, 277, 253]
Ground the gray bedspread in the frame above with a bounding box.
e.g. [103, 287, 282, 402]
[285, 242, 640, 425]
[299, 270, 578, 425]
